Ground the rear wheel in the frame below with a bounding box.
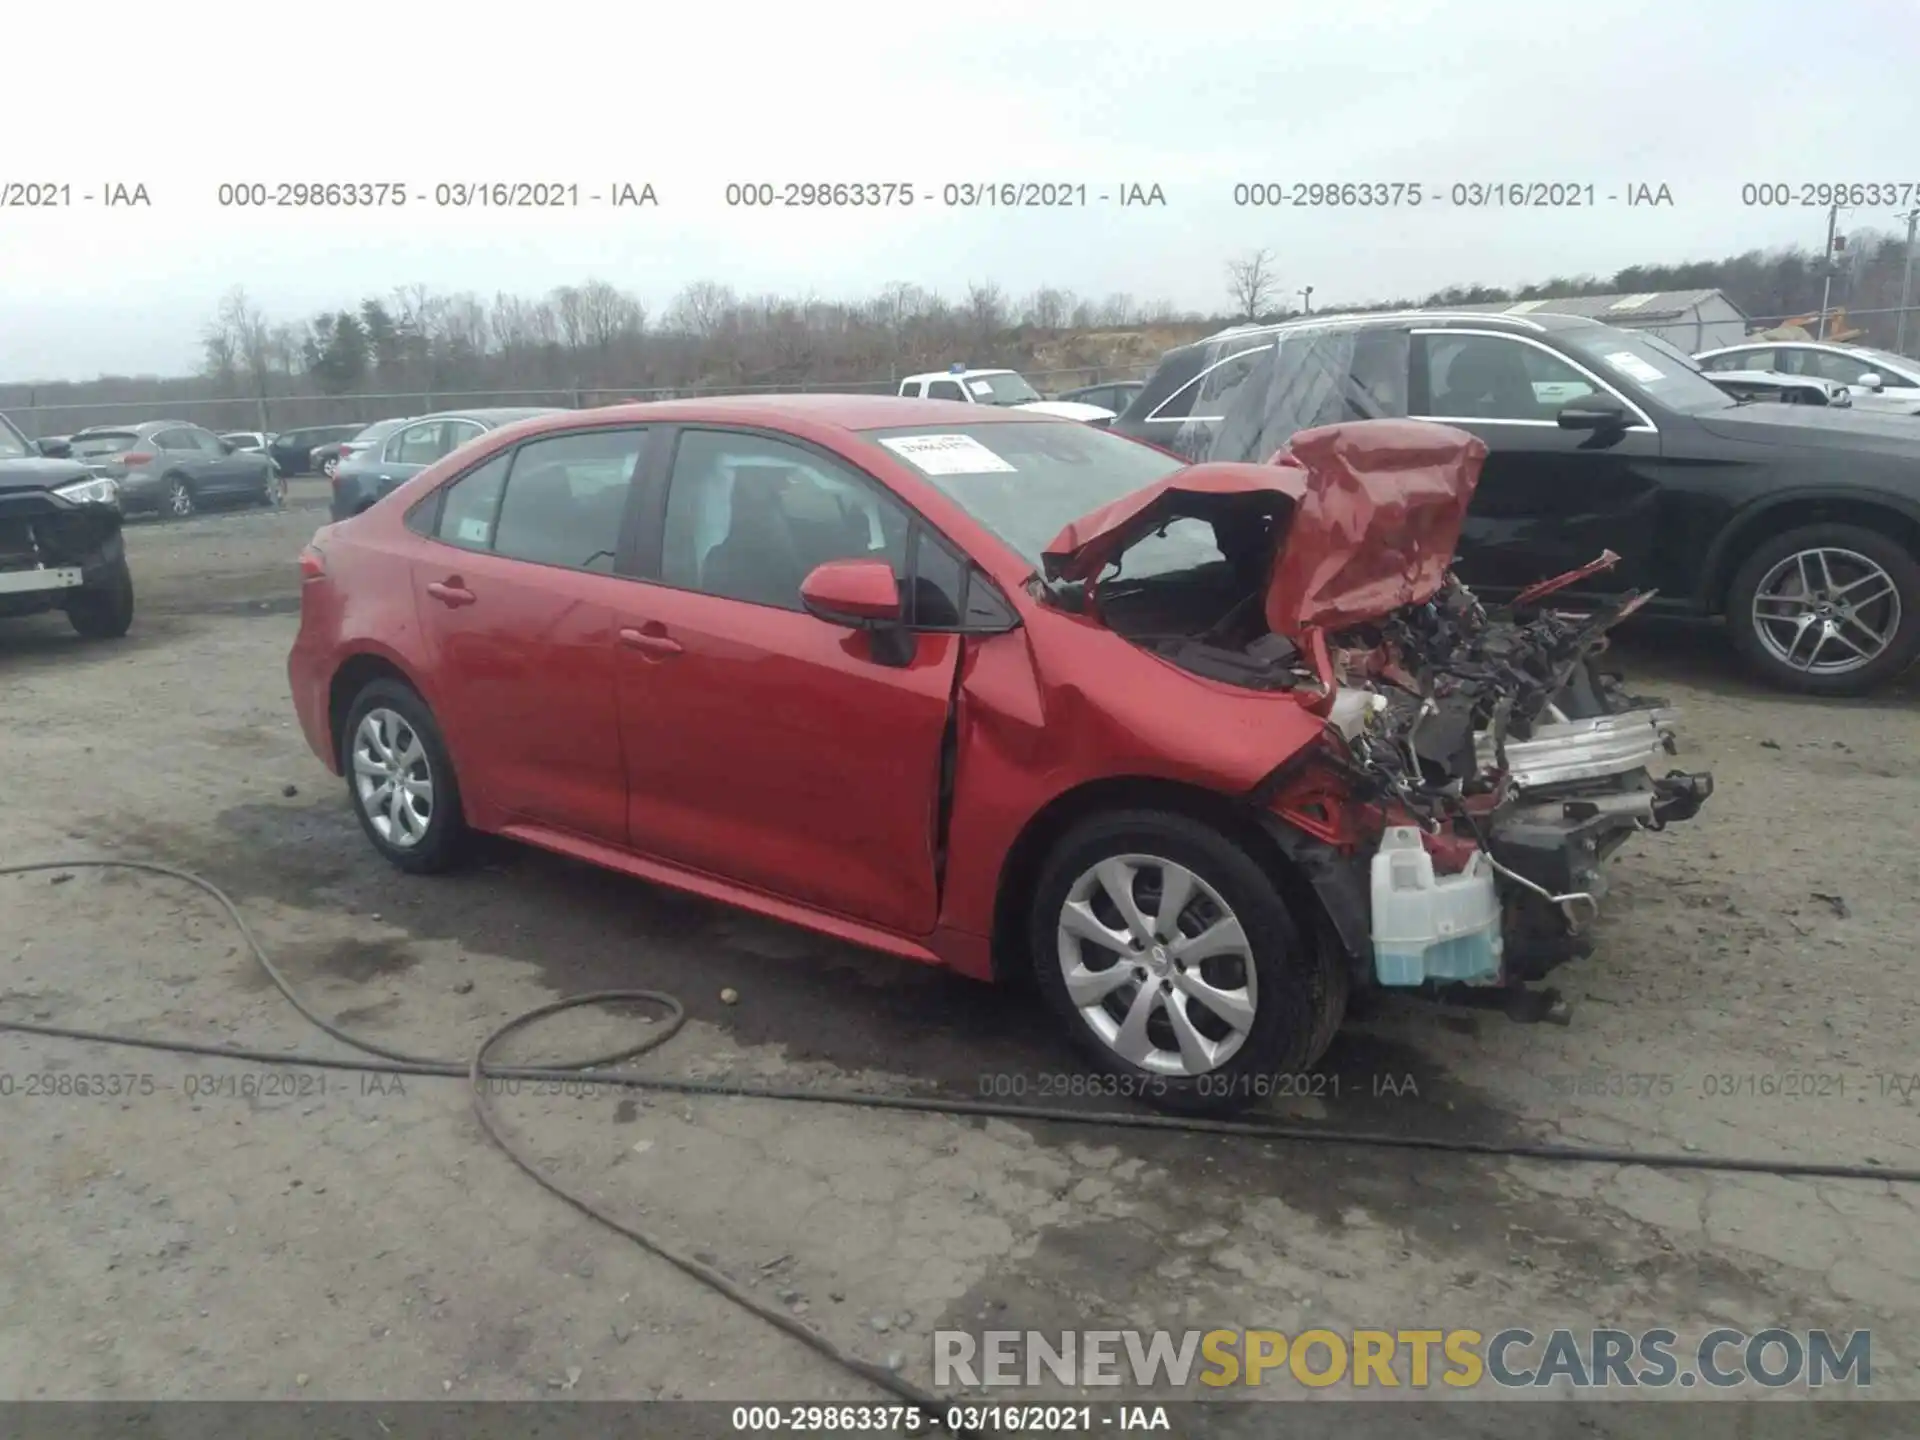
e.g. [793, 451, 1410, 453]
[165, 477, 195, 519]
[1727, 523, 1920, 695]
[1029, 810, 1330, 1115]
[341, 679, 470, 873]
[66, 562, 134, 639]
[322, 455, 339, 481]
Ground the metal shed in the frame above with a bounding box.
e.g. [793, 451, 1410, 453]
[1454, 290, 1751, 353]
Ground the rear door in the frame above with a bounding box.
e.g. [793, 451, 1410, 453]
[1411, 329, 1666, 595]
[406, 427, 654, 841]
[611, 425, 962, 936]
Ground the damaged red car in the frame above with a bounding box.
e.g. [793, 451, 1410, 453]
[287, 397, 1712, 1112]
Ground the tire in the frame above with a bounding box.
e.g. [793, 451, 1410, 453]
[1726, 522, 1920, 695]
[1029, 809, 1329, 1116]
[322, 456, 339, 480]
[66, 562, 134, 639]
[340, 678, 470, 874]
[164, 476, 195, 520]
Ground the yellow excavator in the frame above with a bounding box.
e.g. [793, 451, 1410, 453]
[1753, 307, 1866, 342]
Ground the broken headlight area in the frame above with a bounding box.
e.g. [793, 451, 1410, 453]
[0, 491, 126, 618]
[1308, 571, 1713, 989]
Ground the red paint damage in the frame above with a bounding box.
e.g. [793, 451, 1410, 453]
[1042, 419, 1487, 640]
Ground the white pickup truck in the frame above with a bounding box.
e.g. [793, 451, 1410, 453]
[897, 367, 1116, 423]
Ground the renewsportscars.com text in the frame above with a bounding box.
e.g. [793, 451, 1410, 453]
[935, 1327, 1871, 1390]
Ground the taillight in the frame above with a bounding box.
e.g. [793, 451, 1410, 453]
[298, 544, 327, 580]
[119, 450, 154, 466]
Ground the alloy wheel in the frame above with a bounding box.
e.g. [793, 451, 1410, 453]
[168, 481, 194, 518]
[352, 707, 435, 848]
[1054, 853, 1257, 1077]
[1750, 547, 1901, 676]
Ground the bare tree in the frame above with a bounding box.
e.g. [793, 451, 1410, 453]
[1225, 249, 1278, 322]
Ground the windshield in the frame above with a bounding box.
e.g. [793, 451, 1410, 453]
[966, 372, 1044, 406]
[1560, 329, 1735, 414]
[71, 431, 141, 456]
[860, 421, 1184, 566]
[0, 414, 31, 460]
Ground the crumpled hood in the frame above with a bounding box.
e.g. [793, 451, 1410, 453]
[1041, 419, 1486, 637]
[0, 456, 96, 494]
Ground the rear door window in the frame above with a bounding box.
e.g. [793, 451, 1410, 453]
[489, 429, 648, 574]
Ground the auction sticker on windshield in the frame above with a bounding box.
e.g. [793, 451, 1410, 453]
[967, 379, 995, 396]
[1606, 351, 1666, 384]
[879, 434, 1017, 475]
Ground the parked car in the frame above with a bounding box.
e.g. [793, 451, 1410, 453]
[329, 409, 566, 521]
[1114, 310, 1920, 694]
[1056, 380, 1145, 423]
[287, 397, 1710, 1112]
[271, 423, 367, 478]
[1696, 340, 1920, 414]
[67, 420, 277, 519]
[220, 430, 276, 456]
[897, 367, 1115, 423]
[0, 410, 135, 638]
[314, 417, 415, 492]
[1703, 371, 1851, 406]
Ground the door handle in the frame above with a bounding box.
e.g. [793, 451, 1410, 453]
[618, 626, 683, 658]
[425, 579, 476, 608]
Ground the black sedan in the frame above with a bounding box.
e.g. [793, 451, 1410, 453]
[68, 421, 277, 519]
[1114, 310, 1920, 694]
[269, 423, 365, 477]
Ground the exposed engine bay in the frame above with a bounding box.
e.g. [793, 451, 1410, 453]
[1039, 420, 1714, 995]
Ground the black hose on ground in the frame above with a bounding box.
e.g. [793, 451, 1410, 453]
[3, 857, 1917, 1418]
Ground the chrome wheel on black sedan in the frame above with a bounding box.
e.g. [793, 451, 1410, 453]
[1729, 523, 1920, 696]
[1750, 546, 1900, 677]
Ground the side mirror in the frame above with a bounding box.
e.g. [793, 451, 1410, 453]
[1557, 396, 1629, 431]
[35, 438, 71, 458]
[1858, 371, 1884, 390]
[219, 438, 237, 453]
[799, 559, 903, 628]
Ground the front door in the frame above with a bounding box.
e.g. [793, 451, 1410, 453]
[1412, 330, 1667, 597]
[406, 428, 653, 841]
[614, 426, 959, 937]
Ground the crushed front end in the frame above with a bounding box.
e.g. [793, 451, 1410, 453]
[1040, 418, 1713, 1003]
[1312, 570, 1714, 988]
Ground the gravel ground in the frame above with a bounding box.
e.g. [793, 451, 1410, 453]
[1, 488, 1917, 1428]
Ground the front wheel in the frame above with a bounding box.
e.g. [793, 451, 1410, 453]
[67, 562, 134, 639]
[341, 679, 470, 873]
[165, 477, 195, 519]
[1029, 810, 1331, 1115]
[1726, 523, 1920, 695]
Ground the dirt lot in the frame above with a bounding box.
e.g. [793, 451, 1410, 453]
[2, 488, 1917, 1428]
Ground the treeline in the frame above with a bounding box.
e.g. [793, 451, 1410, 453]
[5, 227, 1914, 435]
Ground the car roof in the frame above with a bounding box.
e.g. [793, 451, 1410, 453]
[407, 407, 570, 424]
[1185, 309, 1612, 354]
[477, 393, 1070, 436]
[901, 368, 1016, 383]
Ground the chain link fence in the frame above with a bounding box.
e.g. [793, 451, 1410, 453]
[0, 364, 1159, 439]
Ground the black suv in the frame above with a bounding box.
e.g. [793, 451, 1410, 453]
[1113, 311, 1920, 694]
[0, 411, 135, 639]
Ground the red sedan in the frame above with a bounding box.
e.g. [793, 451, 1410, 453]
[288, 396, 1707, 1112]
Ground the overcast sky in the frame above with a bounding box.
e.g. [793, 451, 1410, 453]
[4, 0, 1916, 380]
